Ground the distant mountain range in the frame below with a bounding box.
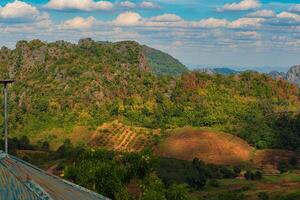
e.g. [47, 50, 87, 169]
[195, 67, 240, 75]
[195, 66, 300, 87]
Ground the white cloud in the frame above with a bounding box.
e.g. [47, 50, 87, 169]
[45, 0, 114, 11]
[111, 13, 245, 30]
[236, 31, 260, 39]
[277, 12, 300, 21]
[140, 1, 159, 9]
[194, 18, 229, 28]
[93, 1, 114, 10]
[113, 13, 229, 29]
[114, 12, 142, 26]
[247, 10, 275, 18]
[291, 4, 300, 13]
[149, 14, 182, 22]
[119, 1, 136, 8]
[229, 17, 264, 28]
[0, 12, 53, 33]
[218, 0, 261, 12]
[60, 16, 96, 29]
[0, 0, 39, 19]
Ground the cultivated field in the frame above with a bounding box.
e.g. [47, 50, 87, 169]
[88, 121, 158, 152]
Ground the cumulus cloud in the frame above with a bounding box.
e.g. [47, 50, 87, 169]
[217, 0, 261, 12]
[229, 17, 264, 28]
[118, 1, 160, 9]
[277, 12, 300, 21]
[195, 18, 229, 28]
[114, 12, 142, 26]
[140, 1, 159, 9]
[247, 10, 275, 18]
[112, 12, 230, 29]
[45, 0, 114, 11]
[149, 14, 182, 22]
[119, 1, 136, 8]
[110, 12, 259, 30]
[60, 16, 96, 29]
[0, 0, 39, 20]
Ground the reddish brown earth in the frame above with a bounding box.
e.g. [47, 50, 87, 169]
[155, 128, 298, 168]
[155, 128, 254, 165]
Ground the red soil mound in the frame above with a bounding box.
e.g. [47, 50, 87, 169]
[155, 128, 254, 165]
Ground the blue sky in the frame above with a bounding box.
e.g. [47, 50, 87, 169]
[1, 0, 300, 71]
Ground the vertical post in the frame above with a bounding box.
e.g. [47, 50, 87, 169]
[4, 83, 8, 154]
[0, 80, 13, 154]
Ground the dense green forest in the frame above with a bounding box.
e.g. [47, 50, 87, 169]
[0, 39, 299, 151]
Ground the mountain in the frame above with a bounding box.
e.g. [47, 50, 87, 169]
[0, 39, 299, 152]
[287, 65, 300, 87]
[267, 65, 300, 87]
[268, 71, 286, 80]
[194, 67, 239, 75]
[213, 67, 240, 75]
[142, 45, 188, 75]
[194, 68, 215, 75]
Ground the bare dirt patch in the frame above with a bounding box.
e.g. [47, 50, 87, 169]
[155, 128, 254, 165]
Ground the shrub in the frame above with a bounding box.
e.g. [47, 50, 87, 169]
[166, 184, 190, 200]
[258, 192, 269, 200]
[244, 170, 263, 180]
[208, 179, 220, 188]
[278, 161, 289, 174]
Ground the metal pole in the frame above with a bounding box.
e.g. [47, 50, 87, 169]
[4, 83, 8, 154]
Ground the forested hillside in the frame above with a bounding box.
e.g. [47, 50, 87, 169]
[0, 39, 299, 151]
[142, 45, 188, 75]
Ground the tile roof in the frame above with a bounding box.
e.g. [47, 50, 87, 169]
[0, 151, 109, 200]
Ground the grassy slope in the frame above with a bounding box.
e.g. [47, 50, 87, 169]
[142, 45, 188, 75]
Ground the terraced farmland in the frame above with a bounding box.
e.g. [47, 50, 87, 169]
[89, 121, 158, 152]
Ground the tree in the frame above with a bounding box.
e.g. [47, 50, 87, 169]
[141, 190, 167, 200]
[278, 161, 289, 174]
[166, 184, 190, 200]
[208, 179, 220, 188]
[186, 170, 207, 189]
[233, 166, 242, 175]
[258, 192, 269, 200]
[41, 141, 50, 151]
[56, 139, 74, 158]
[218, 191, 246, 200]
[140, 175, 166, 200]
[244, 170, 262, 180]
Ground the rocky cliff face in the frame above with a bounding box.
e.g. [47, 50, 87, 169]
[268, 71, 286, 80]
[287, 65, 300, 87]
